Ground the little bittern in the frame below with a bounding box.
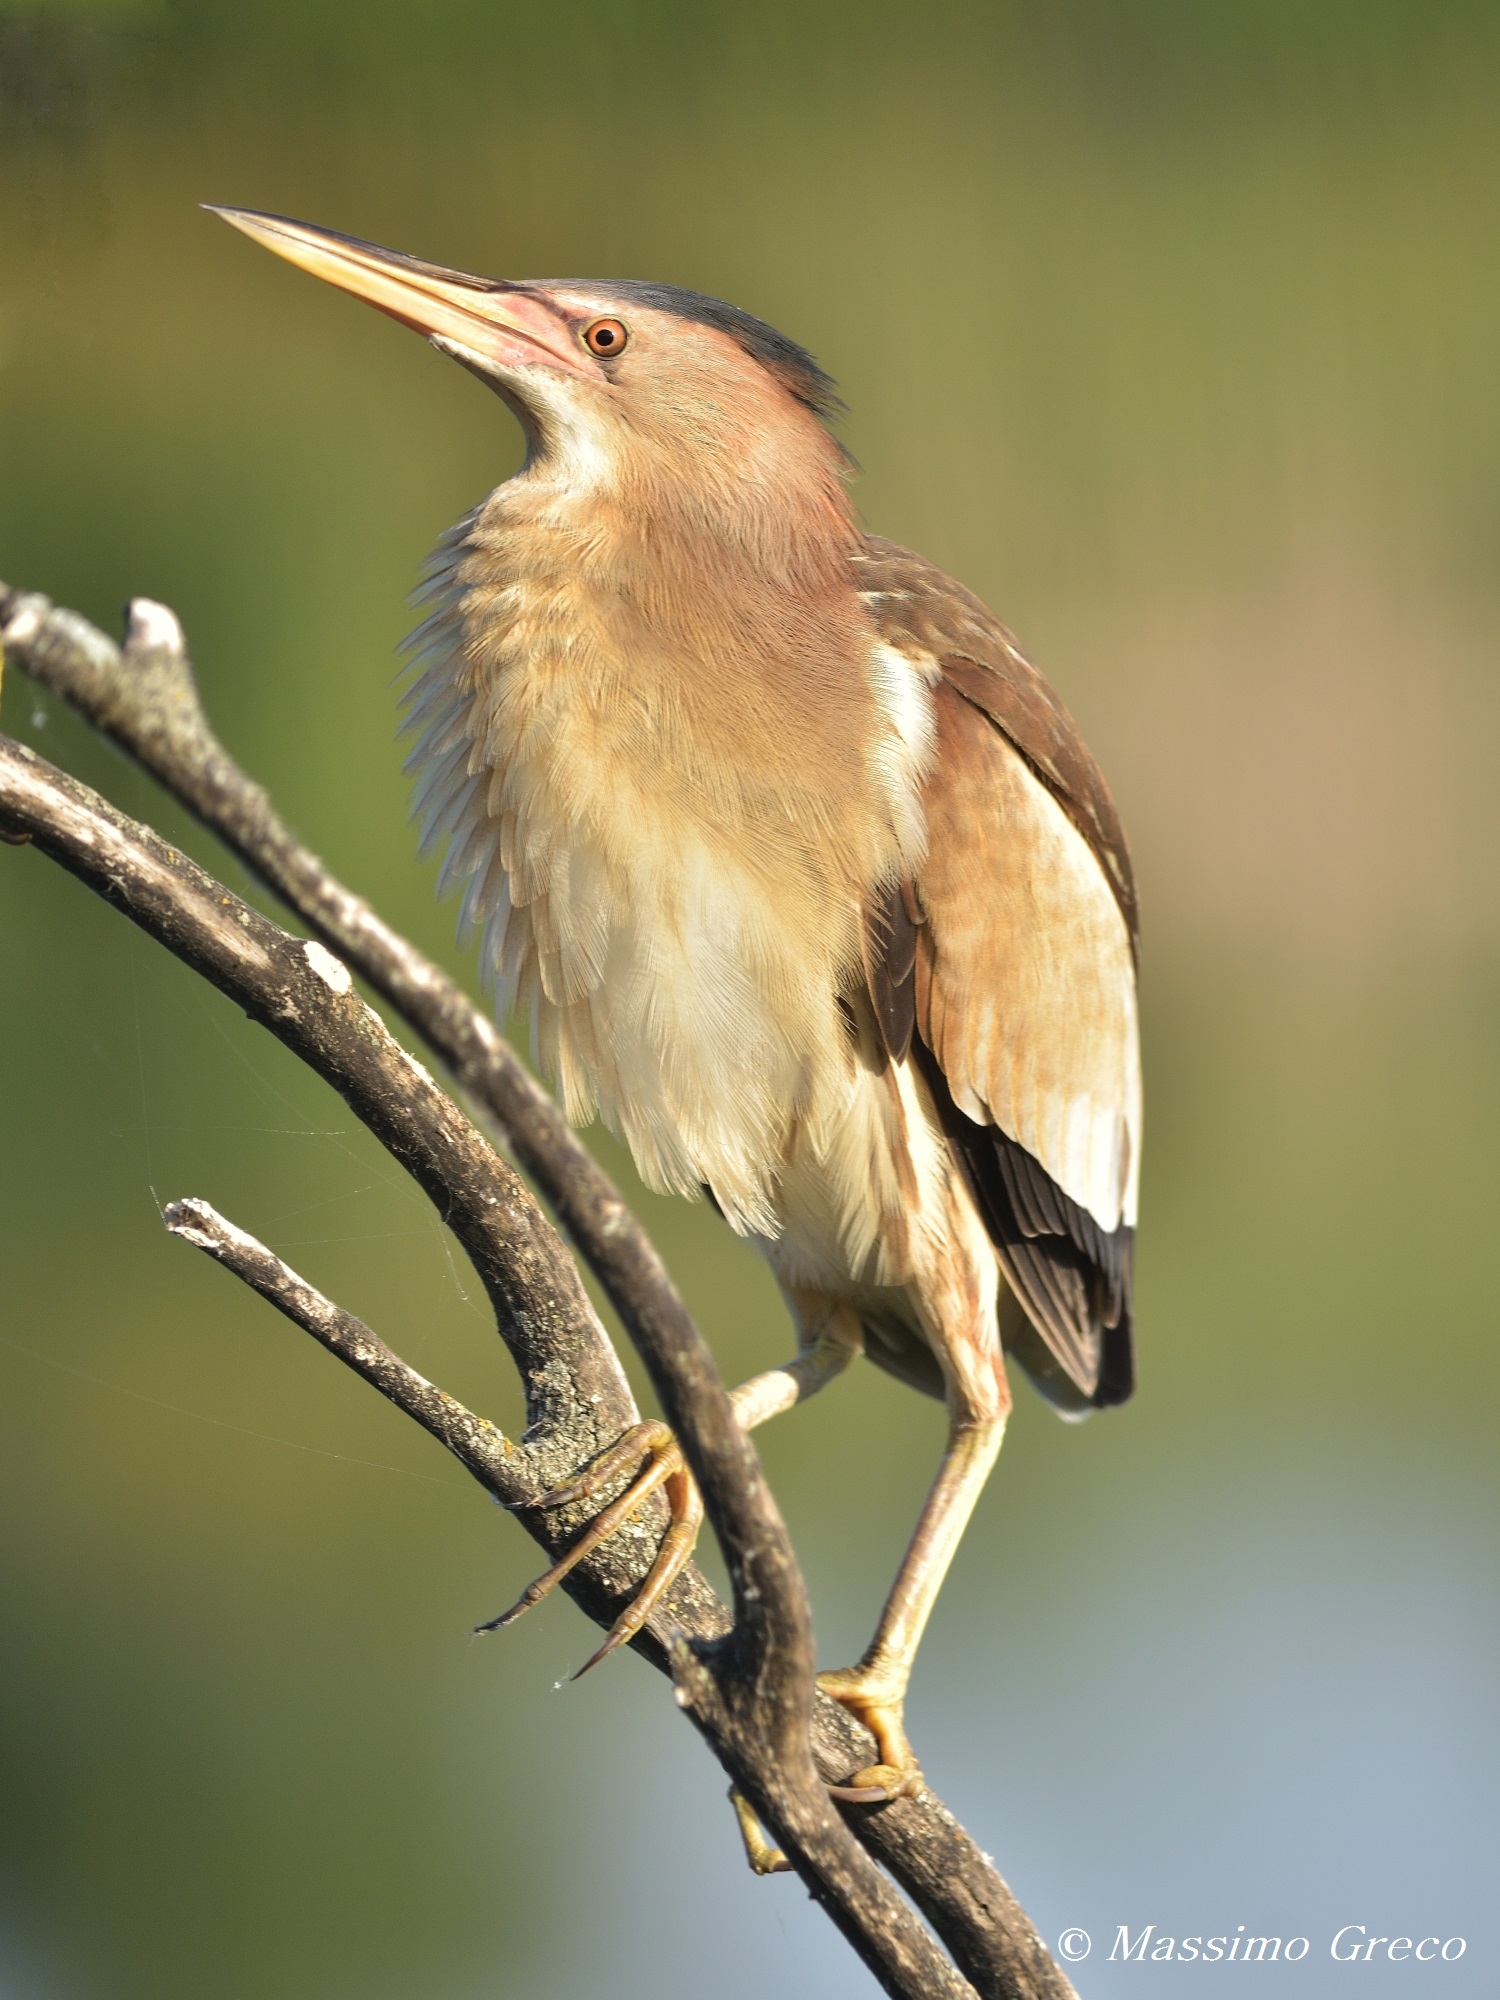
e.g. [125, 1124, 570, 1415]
[213, 208, 1141, 1808]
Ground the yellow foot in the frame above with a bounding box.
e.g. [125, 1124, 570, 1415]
[476, 1420, 702, 1677]
[816, 1667, 925, 1803]
[729, 1787, 793, 1875]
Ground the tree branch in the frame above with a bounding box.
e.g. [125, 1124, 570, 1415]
[161, 1197, 514, 1483]
[0, 729, 971, 2000]
[0, 589, 733, 1508]
[1, 586, 1078, 2000]
[161, 1195, 1068, 1997]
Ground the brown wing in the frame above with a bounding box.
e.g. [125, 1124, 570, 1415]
[856, 536, 1138, 956]
[857, 538, 1140, 1411]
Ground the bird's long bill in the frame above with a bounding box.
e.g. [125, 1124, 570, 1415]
[207, 207, 590, 379]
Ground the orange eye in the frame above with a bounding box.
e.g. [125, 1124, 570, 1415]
[582, 317, 629, 358]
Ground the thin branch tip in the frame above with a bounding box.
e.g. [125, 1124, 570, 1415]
[162, 1196, 230, 1252]
[124, 597, 187, 659]
[2, 593, 45, 650]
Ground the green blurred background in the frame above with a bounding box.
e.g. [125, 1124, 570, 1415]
[1, 2, 1496, 1993]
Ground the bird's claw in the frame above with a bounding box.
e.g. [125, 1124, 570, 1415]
[815, 1667, 925, 1803]
[477, 1420, 702, 1676]
[826, 1763, 924, 1804]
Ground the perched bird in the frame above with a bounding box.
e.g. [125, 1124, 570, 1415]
[212, 208, 1141, 1806]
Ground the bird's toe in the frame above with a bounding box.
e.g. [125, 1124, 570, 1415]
[827, 1763, 924, 1804]
[729, 1787, 794, 1875]
[475, 1419, 701, 1671]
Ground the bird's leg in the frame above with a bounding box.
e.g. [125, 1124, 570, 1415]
[819, 1409, 1007, 1802]
[481, 1301, 864, 1670]
[728, 1294, 866, 1432]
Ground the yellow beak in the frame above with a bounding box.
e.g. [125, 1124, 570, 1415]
[207, 207, 593, 381]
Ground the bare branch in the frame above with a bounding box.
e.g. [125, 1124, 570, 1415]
[0, 589, 812, 1782]
[162, 1197, 512, 1484]
[160, 1208, 1063, 2000]
[0, 585, 734, 1538]
[0, 729, 987, 2000]
[161, 1198, 1061, 1998]
[2, 585, 1080, 1999]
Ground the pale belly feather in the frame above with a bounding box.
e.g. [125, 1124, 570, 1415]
[401, 510, 988, 1375]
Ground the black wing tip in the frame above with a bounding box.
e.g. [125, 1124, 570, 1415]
[1090, 1312, 1136, 1407]
[913, 1040, 1135, 1409]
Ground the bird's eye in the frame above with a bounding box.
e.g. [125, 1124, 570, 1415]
[582, 317, 629, 358]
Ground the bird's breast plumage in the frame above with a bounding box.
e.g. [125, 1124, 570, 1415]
[401, 488, 934, 1245]
[403, 478, 1140, 1404]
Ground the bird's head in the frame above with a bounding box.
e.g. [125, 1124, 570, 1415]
[209, 208, 852, 577]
